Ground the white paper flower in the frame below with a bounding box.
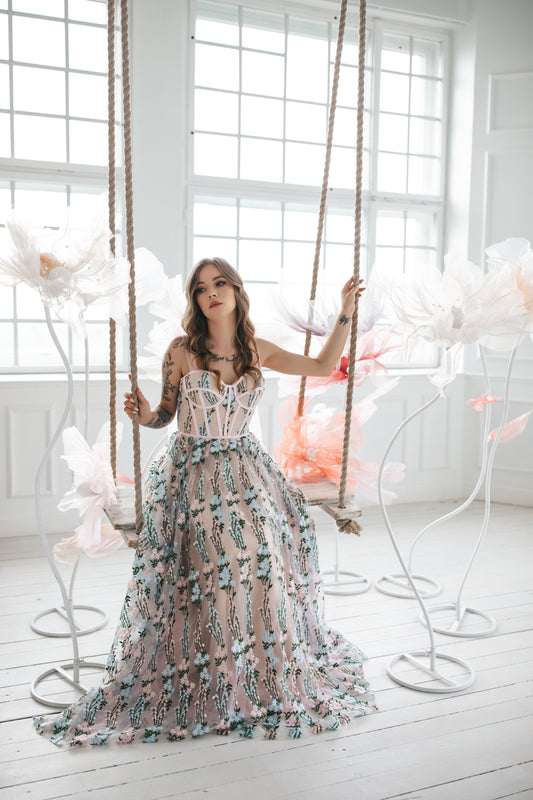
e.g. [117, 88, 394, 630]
[0, 213, 131, 337]
[138, 275, 186, 379]
[53, 423, 123, 564]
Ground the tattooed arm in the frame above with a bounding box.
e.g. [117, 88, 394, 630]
[123, 337, 185, 428]
[256, 277, 365, 377]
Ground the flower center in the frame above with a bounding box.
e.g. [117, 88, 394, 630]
[40, 252, 65, 278]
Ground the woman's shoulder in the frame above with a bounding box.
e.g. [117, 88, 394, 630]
[169, 334, 189, 352]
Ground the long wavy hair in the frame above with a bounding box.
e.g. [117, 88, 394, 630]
[182, 257, 261, 389]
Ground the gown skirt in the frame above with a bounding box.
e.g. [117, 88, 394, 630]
[34, 370, 376, 746]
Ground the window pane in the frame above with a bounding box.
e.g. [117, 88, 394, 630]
[0, 111, 10, 156]
[380, 72, 410, 114]
[69, 120, 107, 165]
[0, 284, 13, 317]
[329, 146, 356, 190]
[0, 187, 11, 220]
[73, 322, 110, 366]
[68, 190, 107, 224]
[242, 51, 284, 98]
[377, 152, 407, 193]
[408, 155, 440, 195]
[286, 101, 325, 144]
[196, 1, 239, 46]
[412, 39, 442, 78]
[195, 89, 238, 134]
[0, 63, 9, 108]
[240, 137, 283, 182]
[240, 204, 281, 239]
[238, 239, 281, 281]
[410, 76, 442, 117]
[13, 0, 64, 17]
[375, 246, 404, 273]
[194, 133, 238, 178]
[12, 16, 65, 67]
[193, 236, 237, 265]
[0, 322, 14, 366]
[13, 65, 65, 115]
[195, 43, 239, 91]
[285, 141, 324, 185]
[18, 321, 67, 367]
[284, 208, 317, 241]
[283, 241, 317, 282]
[14, 114, 66, 161]
[406, 212, 437, 247]
[16, 282, 46, 318]
[69, 23, 107, 72]
[379, 112, 408, 152]
[405, 246, 436, 274]
[326, 212, 354, 244]
[287, 22, 328, 103]
[324, 243, 354, 283]
[69, 73, 108, 119]
[194, 200, 237, 237]
[381, 34, 410, 73]
[332, 107, 357, 147]
[241, 95, 283, 139]
[0, 14, 8, 60]
[68, 0, 107, 24]
[14, 186, 67, 227]
[242, 9, 284, 54]
[409, 117, 441, 156]
[376, 213, 405, 246]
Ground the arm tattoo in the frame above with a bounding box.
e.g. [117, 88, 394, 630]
[161, 349, 177, 403]
[339, 314, 350, 326]
[145, 406, 173, 429]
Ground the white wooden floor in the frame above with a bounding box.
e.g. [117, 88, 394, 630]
[1, 500, 532, 800]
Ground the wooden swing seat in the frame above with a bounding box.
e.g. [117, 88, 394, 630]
[296, 478, 361, 529]
[104, 486, 139, 548]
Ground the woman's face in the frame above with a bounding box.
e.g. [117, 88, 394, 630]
[194, 263, 237, 320]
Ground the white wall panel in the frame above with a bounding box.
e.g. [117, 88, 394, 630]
[7, 407, 52, 497]
[489, 71, 533, 133]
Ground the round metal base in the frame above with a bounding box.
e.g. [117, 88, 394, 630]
[420, 602, 497, 638]
[31, 660, 107, 708]
[322, 570, 371, 596]
[387, 650, 475, 693]
[375, 572, 441, 599]
[31, 604, 108, 638]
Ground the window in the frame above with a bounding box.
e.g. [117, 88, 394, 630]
[0, 0, 122, 372]
[191, 1, 447, 366]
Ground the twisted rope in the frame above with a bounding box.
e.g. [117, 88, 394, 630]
[297, 0, 348, 418]
[120, 0, 143, 534]
[337, 0, 367, 520]
[107, 0, 117, 480]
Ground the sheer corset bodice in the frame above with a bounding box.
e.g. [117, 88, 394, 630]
[176, 369, 264, 439]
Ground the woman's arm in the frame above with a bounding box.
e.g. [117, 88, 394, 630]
[123, 337, 185, 428]
[257, 277, 364, 377]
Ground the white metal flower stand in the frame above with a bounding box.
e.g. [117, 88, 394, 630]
[30, 336, 108, 639]
[379, 395, 475, 693]
[420, 345, 518, 639]
[375, 347, 493, 601]
[31, 310, 106, 708]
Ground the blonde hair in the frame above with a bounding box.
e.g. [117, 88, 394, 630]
[182, 257, 261, 389]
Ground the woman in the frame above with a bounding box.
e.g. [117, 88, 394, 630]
[34, 257, 375, 746]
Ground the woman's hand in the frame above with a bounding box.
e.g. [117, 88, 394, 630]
[124, 384, 151, 425]
[340, 276, 365, 318]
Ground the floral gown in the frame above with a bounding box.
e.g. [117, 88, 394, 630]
[34, 365, 375, 746]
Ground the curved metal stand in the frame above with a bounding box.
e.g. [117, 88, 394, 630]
[376, 347, 495, 600]
[379, 392, 475, 693]
[31, 310, 105, 707]
[30, 334, 108, 639]
[375, 572, 441, 599]
[31, 660, 107, 709]
[421, 346, 518, 639]
[323, 519, 370, 596]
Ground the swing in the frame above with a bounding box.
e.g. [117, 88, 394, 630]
[289, 0, 366, 536]
[105, 0, 367, 545]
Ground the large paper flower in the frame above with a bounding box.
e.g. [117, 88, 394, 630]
[275, 398, 404, 503]
[0, 214, 130, 337]
[53, 423, 124, 564]
[138, 275, 186, 379]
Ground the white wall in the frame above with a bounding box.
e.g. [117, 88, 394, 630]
[1, 0, 532, 539]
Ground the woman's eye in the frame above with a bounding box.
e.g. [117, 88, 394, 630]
[216, 280, 226, 287]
